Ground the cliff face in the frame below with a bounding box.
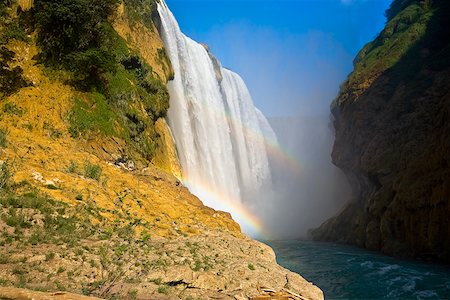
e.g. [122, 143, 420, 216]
[312, 0, 450, 262]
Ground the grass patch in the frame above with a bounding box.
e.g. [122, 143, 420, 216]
[45, 252, 55, 261]
[43, 122, 62, 139]
[68, 93, 121, 138]
[0, 254, 10, 264]
[157, 285, 169, 295]
[0, 160, 12, 190]
[54, 280, 66, 291]
[0, 186, 101, 247]
[0, 128, 7, 148]
[84, 162, 102, 181]
[66, 160, 78, 173]
[3, 102, 23, 116]
[337, 1, 434, 104]
[128, 289, 138, 299]
[149, 277, 163, 285]
[46, 184, 59, 190]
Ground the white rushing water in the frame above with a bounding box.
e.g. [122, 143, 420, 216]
[157, 0, 275, 234]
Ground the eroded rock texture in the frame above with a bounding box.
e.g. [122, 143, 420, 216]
[312, 0, 450, 262]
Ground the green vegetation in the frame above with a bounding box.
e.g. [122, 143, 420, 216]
[106, 54, 170, 159]
[0, 181, 184, 297]
[0, 0, 30, 45]
[84, 162, 102, 181]
[247, 263, 255, 271]
[336, 0, 435, 105]
[0, 160, 12, 191]
[0, 0, 171, 161]
[3, 102, 23, 116]
[33, 0, 170, 160]
[0, 128, 7, 148]
[385, 0, 432, 21]
[43, 122, 62, 139]
[127, 289, 138, 299]
[157, 284, 169, 295]
[0, 1, 31, 98]
[111, 55, 169, 121]
[68, 93, 121, 138]
[0, 184, 101, 248]
[1, 22, 30, 44]
[123, 0, 157, 30]
[149, 277, 163, 285]
[45, 252, 55, 261]
[66, 160, 78, 173]
[34, 0, 120, 90]
[0, 47, 29, 98]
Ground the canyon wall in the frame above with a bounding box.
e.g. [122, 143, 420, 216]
[312, 0, 450, 262]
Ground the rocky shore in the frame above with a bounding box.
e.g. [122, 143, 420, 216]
[0, 229, 322, 299]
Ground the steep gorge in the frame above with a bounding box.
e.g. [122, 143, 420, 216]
[312, 0, 450, 262]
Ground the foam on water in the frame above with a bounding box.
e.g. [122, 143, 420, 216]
[268, 240, 450, 299]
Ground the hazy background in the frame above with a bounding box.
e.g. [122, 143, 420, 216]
[165, 0, 392, 238]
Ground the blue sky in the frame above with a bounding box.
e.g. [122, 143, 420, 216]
[165, 0, 392, 117]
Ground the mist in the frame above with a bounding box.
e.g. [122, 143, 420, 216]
[163, 0, 391, 239]
[260, 115, 351, 239]
[197, 23, 354, 239]
[200, 23, 354, 239]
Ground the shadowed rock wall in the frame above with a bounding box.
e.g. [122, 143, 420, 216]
[312, 0, 450, 262]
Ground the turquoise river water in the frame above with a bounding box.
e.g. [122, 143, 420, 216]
[267, 240, 450, 299]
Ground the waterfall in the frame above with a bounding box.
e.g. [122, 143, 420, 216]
[157, 1, 276, 234]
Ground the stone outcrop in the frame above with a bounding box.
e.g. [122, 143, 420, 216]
[312, 0, 450, 262]
[0, 288, 102, 300]
[0, 230, 322, 299]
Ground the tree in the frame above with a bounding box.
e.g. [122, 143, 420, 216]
[34, 0, 120, 89]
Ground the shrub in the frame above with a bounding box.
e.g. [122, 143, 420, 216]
[0, 47, 29, 98]
[123, 0, 156, 30]
[0, 128, 7, 148]
[140, 230, 151, 243]
[118, 55, 169, 121]
[247, 263, 255, 271]
[157, 285, 169, 295]
[66, 160, 77, 173]
[0, 160, 12, 190]
[128, 289, 138, 299]
[45, 252, 55, 261]
[34, 0, 120, 90]
[1, 22, 30, 44]
[84, 162, 102, 181]
[28, 230, 46, 245]
[149, 277, 162, 285]
[3, 102, 23, 116]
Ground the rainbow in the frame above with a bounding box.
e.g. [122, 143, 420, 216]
[182, 176, 268, 237]
[177, 107, 303, 237]
[215, 106, 303, 175]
